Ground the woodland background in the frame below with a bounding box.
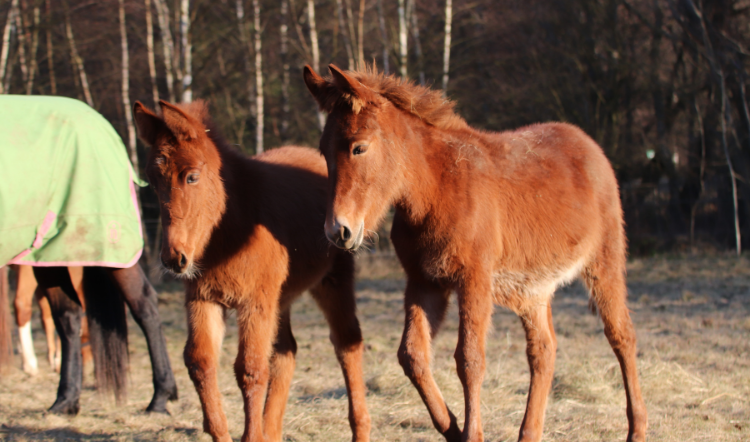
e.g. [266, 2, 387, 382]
[1, 0, 750, 256]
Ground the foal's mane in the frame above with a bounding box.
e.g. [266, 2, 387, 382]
[320, 66, 468, 131]
[170, 100, 234, 156]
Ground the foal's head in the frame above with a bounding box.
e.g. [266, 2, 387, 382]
[133, 100, 226, 277]
[304, 64, 463, 250]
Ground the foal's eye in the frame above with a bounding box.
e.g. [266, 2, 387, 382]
[187, 173, 200, 184]
[352, 143, 369, 156]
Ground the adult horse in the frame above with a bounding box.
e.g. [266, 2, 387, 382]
[0, 95, 177, 414]
[133, 99, 370, 442]
[304, 65, 647, 442]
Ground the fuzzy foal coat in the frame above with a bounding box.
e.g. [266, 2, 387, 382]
[304, 65, 647, 442]
[134, 100, 370, 442]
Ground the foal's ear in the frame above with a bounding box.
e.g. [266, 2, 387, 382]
[303, 65, 328, 109]
[328, 64, 376, 105]
[159, 100, 198, 141]
[133, 101, 161, 147]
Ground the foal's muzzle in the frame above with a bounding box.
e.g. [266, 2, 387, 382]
[325, 218, 365, 250]
[161, 249, 189, 274]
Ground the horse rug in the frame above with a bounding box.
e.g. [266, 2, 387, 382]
[0, 95, 145, 267]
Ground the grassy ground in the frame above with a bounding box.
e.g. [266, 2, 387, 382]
[1, 254, 749, 441]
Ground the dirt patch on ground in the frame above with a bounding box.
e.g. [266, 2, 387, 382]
[1, 254, 748, 441]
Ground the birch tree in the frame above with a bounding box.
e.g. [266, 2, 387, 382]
[307, 0, 324, 129]
[24, 6, 39, 95]
[153, 0, 175, 102]
[376, 0, 388, 73]
[442, 0, 452, 92]
[335, 0, 354, 69]
[179, 0, 191, 103]
[145, 0, 159, 106]
[64, 2, 92, 106]
[0, 0, 19, 94]
[397, 0, 407, 77]
[13, 3, 27, 90]
[45, 0, 55, 94]
[119, 0, 136, 169]
[236, 0, 257, 150]
[252, 0, 263, 152]
[356, 0, 364, 68]
[408, 0, 424, 85]
[280, 0, 290, 141]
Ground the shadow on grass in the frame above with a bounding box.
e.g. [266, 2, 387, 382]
[0, 424, 199, 441]
[297, 386, 348, 403]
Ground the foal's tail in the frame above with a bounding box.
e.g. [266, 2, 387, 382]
[0, 266, 12, 369]
[82, 267, 129, 403]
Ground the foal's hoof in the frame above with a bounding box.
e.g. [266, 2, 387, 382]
[145, 385, 179, 414]
[441, 424, 462, 442]
[47, 398, 80, 415]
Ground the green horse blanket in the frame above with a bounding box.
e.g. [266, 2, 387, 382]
[0, 95, 145, 267]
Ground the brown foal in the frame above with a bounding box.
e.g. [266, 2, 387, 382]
[134, 100, 370, 442]
[304, 65, 647, 442]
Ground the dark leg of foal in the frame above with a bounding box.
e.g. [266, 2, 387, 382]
[33, 267, 83, 415]
[455, 275, 493, 442]
[517, 300, 557, 442]
[585, 250, 647, 442]
[108, 264, 178, 413]
[397, 274, 460, 442]
[262, 309, 297, 442]
[311, 255, 371, 441]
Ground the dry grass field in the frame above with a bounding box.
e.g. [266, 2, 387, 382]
[1, 254, 749, 441]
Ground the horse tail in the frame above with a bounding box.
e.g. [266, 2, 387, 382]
[82, 267, 129, 403]
[0, 266, 12, 369]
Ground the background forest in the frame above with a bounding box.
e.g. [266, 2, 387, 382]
[1, 0, 750, 256]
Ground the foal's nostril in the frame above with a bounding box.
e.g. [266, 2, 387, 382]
[340, 225, 352, 241]
[179, 253, 187, 268]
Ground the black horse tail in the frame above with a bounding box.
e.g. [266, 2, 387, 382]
[82, 267, 129, 403]
[0, 266, 12, 369]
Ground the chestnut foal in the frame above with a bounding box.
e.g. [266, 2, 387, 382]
[134, 100, 370, 442]
[304, 65, 647, 442]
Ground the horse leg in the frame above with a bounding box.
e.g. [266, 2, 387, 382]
[185, 299, 230, 442]
[262, 309, 297, 442]
[235, 295, 278, 442]
[455, 274, 493, 442]
[584, 250, 647, 442]
[66, 267, 92, 372]
[516, 300, 556, 442]
[0, 266, 11, 368]
[36, 290, 59, 370]
[398, 274, 460, 442]
[14, 265, 39, 375]
[311, 255, 371, 441]
[108, 264, 177, 413]
[33, 266, 83, 415]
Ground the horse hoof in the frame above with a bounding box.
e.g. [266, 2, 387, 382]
[47, 399, 80, 415]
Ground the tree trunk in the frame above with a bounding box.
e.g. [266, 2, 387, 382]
[45, 0, 55, 94]
[344, 0, 357, 67]
[14, 1, 28, 89]
[64, 2, 93, 107]
[119, 0, 136, 167]
[408, 0, 424, 85]
[145, 0, 159, 106]
[397, 0, 406, 77]
[24, 6, 39, 95]
[280, 0, 290, 141]
[307, 0, 324, 129]
[252, 0, 263, 153]
[179, 0, 191, 103]
[357, 0, 364, 69]
[335, 0, 354, 69]
[236, 0, 256, 150]
[153, 0, 175, 102]
[376, 0, 388, 73]
[442, 0, 452, 92]
[0, 0, 18, 94]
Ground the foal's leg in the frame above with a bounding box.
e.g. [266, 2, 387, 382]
[397, 274, 461, 442]
[13, 265, 39, 374]
[455, 275, 493, 442]
[108, 265, 178, 413]
[33, 267, 83, 415]
[584, 251, 647, 442]
[36, 291, 59, 370]
[517, 300, 557, 442]
[235, 295, 279, 442]
[185, 299, 230, 442]
[311, 257, 371, 442]
[263, 309, 297, 442]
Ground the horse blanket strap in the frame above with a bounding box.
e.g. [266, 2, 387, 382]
[0, 95, 146, 268]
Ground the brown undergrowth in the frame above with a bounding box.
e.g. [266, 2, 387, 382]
[1, 253, 748, 441]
